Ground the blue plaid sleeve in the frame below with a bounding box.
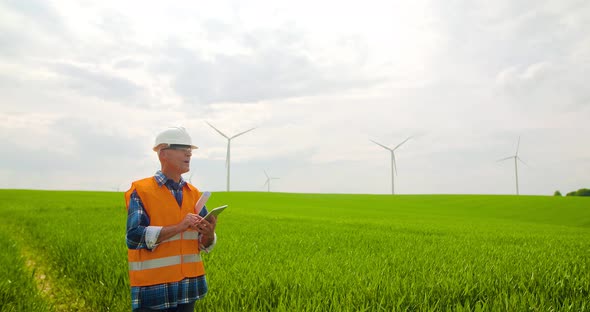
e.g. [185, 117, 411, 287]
[126, 190, 150, 250]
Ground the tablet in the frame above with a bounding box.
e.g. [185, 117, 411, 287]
[203, 205, 227, 220]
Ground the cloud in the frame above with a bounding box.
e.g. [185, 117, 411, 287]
[0, 112, 155, 190]
[0, 113, 143, 166]
[1, 0, 64, 28]
[157, 27, 384, 105]
[430, 0, 589, 76]
[422, 0, 590, 117]
[0, 0, 69, 57]
[495, 61, 589, 111]
[50, 62, 144, 101]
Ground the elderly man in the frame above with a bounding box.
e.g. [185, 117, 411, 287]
[125, 127, 217, 312]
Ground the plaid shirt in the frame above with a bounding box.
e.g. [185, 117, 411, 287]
[126, 171, 210, 310]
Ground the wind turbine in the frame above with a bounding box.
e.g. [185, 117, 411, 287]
[370, 136, 412, 195]
[497, 136, 527, 195]
[263, 170, 280, 192]
[206, 122, 256, 192]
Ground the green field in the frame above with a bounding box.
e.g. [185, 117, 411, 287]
[1, 190, 589, 311]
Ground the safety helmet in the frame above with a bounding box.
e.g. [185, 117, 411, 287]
[153, 127, 198, 151]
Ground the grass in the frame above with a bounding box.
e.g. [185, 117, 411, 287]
[0, 227, 50, 312]
[0, 190, 589, 311]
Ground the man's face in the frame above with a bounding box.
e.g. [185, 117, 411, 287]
[161, 145, 192, 174]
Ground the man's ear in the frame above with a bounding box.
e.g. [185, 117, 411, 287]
[158, 149, 167, 161]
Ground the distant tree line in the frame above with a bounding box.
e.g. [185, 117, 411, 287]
[554, 188, 590, 197]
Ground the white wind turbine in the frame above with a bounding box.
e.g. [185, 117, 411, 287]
[370, 136, 412, 195]
[206, 122, 256, 192]
[497, 136, 527, 195]
[263, 170, 280, 192]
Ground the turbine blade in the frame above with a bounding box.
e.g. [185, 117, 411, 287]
[264, 170, 269, 178]
[497, 156, 514, 162]
[394, 136, 412, 150]
[231, 127, 256, 139]
[263, 179, 269, 186]
[517, 157, 529, 166]
[206, 122, 229, 139]
[370, 139, 392, 151]
[392, 152, 398, 175]
[516, 136, 521, 156]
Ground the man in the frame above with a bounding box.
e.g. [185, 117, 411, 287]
[125, 127, 217, 312]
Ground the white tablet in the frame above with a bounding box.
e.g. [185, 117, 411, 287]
[203, 205, 227, 220]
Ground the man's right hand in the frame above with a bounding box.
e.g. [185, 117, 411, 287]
[182, 213, 201, 231]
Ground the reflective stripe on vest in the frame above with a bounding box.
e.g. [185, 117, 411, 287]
[129, 254, 202, 271]
[163, 231, 200, 243]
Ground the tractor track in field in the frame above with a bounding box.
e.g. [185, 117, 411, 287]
[21, 246, 55, 302]
[14, 230, 94, 312]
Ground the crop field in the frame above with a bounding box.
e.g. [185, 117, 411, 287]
[1, 190, 589, 311]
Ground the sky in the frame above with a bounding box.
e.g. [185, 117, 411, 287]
[1, 0, 589, 195]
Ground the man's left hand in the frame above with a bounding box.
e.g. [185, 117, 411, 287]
[194, 215, 216, 236]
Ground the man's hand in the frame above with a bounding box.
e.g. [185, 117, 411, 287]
[181, 213, 201, 231]
[195, 215, 217, 236]
[157, 213, 202, 244]
[194, 215, 217, 248]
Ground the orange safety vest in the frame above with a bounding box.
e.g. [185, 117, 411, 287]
[125, 177, 206, 286]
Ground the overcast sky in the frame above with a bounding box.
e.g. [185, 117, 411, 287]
[1, 0, 589, 195]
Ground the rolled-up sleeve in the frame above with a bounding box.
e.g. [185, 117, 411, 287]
[145, 226, 163, 250]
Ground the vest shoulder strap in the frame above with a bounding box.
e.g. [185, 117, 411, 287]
[125, 177, 158, 208]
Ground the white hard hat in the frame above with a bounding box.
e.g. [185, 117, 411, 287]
[153, 127, 198, 151]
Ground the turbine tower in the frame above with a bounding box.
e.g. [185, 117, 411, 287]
[263, 170, 280, 192]
[370, 136, 412, 195]
[497, 136, 527, 195]
[206, 122, 256, 192]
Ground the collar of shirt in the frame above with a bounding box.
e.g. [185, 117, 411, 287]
[154, 170, 186, 189]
